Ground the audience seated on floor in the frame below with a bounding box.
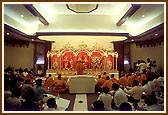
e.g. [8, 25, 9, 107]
[95, 75, 106, 93]
[49, 74, 68, 95]
[5, 88, 22, 111]
[4, 81, 12, 105]
[111, 83, 128, 110]
[24, 71, 35, 84]
[101, 72, 107, 79]
[101, 76, 113, 91]
[21, 79, 34, 99]
[91, 100, 105, 111]
[119, 73, 128, 89]
[124, 80, 143, 103]
[110, 74, 119, 85]
[119, 102, 132, 111]
[20, 87, 40, 111]
[43, 98, 57, 111]
[33, 79, 49, 102]
[97, 87, 112, 111]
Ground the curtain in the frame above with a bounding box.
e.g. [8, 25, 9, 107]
[113, 41, 124, 77]
[44, 41, 52, 75]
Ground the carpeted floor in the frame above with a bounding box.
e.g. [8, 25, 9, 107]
[59, 91, 99, 111]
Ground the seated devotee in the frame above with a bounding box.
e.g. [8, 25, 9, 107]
[152, 74, 162, 92]
[95, 75, 106, 93]
[119, 73, 128, 89]
[21, 79, 34, 99]
[141, 80, 149, 99]
[5, 88, 22, 111]
[139, 73, 147, 85]
[119, 102, 132, 111]
[76, 60, 84, 75]
[20, 88, 40, 111]
[24, 71, 35, 84]
[111, 83, 128, 110]
[43, 98, 57, 111]
[101, 76, 113, 91]
[91, 100, 105, 111]
[43, 75, 57, 89]
[22, 68, 28, 78]
[124, 80, 143, 103]
[49, 74, 68, 95]
[33, 79, 49, 102]
[4, 81, 12, 105]
[127, 73, 134, 87]
[37, 65, 43, 77]
[110, 74, 119, 85]
[145, 92, 164, 111]
[101, 72, 107, 79]
[97, 87, 112, 111]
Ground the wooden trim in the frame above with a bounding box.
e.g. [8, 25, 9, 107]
[24, 4, 49, 26]
[35, 32, 130, 37]
[117, 4, 140, 26]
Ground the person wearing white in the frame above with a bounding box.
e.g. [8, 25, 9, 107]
[139, 60, 146, 73]
[97, 87, 112, 111]
[112, 83, 128, 108]
[124, 80, 143, 103]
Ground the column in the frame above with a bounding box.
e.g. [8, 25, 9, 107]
[115, 53, 118, 70]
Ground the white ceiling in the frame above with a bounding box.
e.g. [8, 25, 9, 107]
[3, 2, 165, 42]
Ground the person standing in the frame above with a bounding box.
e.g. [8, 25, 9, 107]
[76, 60, 84, 75]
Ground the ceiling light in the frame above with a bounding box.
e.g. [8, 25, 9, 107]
[20, 14, 24, 17]
[155, 33, 158, 36]
[131, 39, 134, 41]
[6, 32, 10, 35]
[142, 15, 145, 18]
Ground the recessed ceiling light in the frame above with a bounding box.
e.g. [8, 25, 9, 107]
[20, 14, 24, 17]
[155, 33, 158, 36]
[142, 15, 145, 18]
[131, 39, 134, 41]
[6, 32, 10, 35]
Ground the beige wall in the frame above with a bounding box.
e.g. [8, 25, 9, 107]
[130, 42, 164, 73]
[50, 36, 116, 50]
[4, 42, 34, 70]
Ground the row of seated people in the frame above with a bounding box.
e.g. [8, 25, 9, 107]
[4, 71, 69, 111]
[92, 81, 163, 111]
[96, 71, 162, 94]
[4, 68, 164, 111]
[93, 71, 164, 111]
[4, 78, 50, 111]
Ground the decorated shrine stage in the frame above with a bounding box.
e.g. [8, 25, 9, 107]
[46, 42, 119, 78]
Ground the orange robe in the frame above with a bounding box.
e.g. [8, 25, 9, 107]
[76, 62, 84, 75]
[101, 80, 113, 91]
[119, 76, 128, 88]
[110, 78, 119, 85]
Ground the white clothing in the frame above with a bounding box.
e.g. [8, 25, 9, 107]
[125, 86, 143, 100]
[23, 72, 28, 77]
[113, 88, 128, 108]
[139, 62, 146, 73]
[152, 78, 161, 92]
[97, 93, 113, 110]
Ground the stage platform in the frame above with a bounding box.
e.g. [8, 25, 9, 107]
[46, 69, 119, 80]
